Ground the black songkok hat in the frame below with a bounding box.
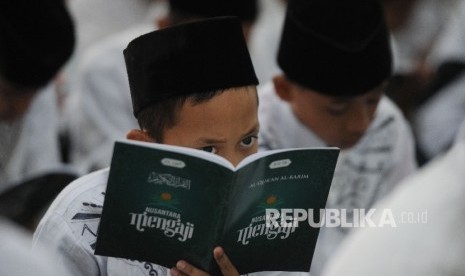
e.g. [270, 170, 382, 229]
[124, 17, 259, 117]
[0, 0, 75, 87]
[278, 0, 392, 96]
[169, 0, 258, 23]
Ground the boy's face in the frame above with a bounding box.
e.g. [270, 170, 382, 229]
[276, 76, 384, 149]
[162, 86, 259, 166]
[0, 78, 37, 121]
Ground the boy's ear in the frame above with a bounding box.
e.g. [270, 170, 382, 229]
[273, 75, 293, 102]
[126, 129, 154, 142]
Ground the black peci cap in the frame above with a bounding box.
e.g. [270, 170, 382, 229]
[124, 16, 259, 117]
[0, 0, 75, 88]
[277, 0, 392, 96]
[169, 0, 258, 23]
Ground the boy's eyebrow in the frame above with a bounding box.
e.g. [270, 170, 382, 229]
[330, 87, 384, 103]
[195, 123, 260, 145]
[236, 122, 260, 141]
[241, 122, 260, 137]
[197, 137, 228, 144]
[329, 98, 352, 104]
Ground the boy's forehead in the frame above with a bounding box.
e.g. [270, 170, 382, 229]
[295, 79, 386, 100]
[162, 88, 258, 144]
[186, 86, 258, 106]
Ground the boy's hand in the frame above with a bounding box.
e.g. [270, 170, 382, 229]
[170, 246, 240, 276]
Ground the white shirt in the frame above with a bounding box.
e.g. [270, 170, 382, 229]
[258, 82, 418, 275]
[321, 120, 465, 276]
[249, 0, 286, 85]
[428, 0, 465, 66]
[64, 0, 164, 79]
[412, 72, 465, 159]
[409, 0, 465, 160]
[390, 0, 454, 74]
[0, 217, 72, 275]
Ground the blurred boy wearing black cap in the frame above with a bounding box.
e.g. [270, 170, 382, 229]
[34, 17, 258, 276]
[0, 0, 74, 121]
[0, 0, 75, 190]
[0, 0, 75, 275]
[66, 0, 258, 174]
[258, 0, 417, 274]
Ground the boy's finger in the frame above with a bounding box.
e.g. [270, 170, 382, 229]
[213, 247, 240, 276]
[174, 260, 210, 276]
[170, 267, 188, 276]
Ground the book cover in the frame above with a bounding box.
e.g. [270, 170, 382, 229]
[94, 140, 339, 274]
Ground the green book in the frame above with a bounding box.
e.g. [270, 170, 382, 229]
[94, 140, 339, 275]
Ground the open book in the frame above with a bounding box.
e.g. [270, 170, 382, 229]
[94, 140, 339, 275]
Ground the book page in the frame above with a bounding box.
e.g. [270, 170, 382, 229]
[236, 147, 339, 170]
[120, 139, 235, 170]
[220, 148, 340, 274]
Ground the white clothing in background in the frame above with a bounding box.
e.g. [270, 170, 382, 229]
[0, 217, 72, 276]
[258, 83, 418, 275]
[65, 24, 156, 174]
[249, 0, 286, 86]
[428, 0, 465, 65]
[412, 72, 465, 159]
[321, 119, 465, 276]
[66, 0, 159, 66]
[410, 0, 465, 160]
[61, 0, 167, 115]
[390, 0, 455, 74]
[455, 116, 465, 143]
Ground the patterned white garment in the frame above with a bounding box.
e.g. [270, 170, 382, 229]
[33, 168, 169, 276]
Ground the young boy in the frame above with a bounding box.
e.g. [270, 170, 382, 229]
[0, 0, 75, 190]
[65, 0, 259, 174]
[257, 0, 417, 275]
[320, 118, 465, 275]
[33, 17, 258, 276]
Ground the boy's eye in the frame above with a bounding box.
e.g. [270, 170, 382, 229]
[327, 108, 346, 117]
[366, 97, 380, 106]
[201, 146, 217, 154]
[240, 136, 258, 148]
[326, 103, 348, 116]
